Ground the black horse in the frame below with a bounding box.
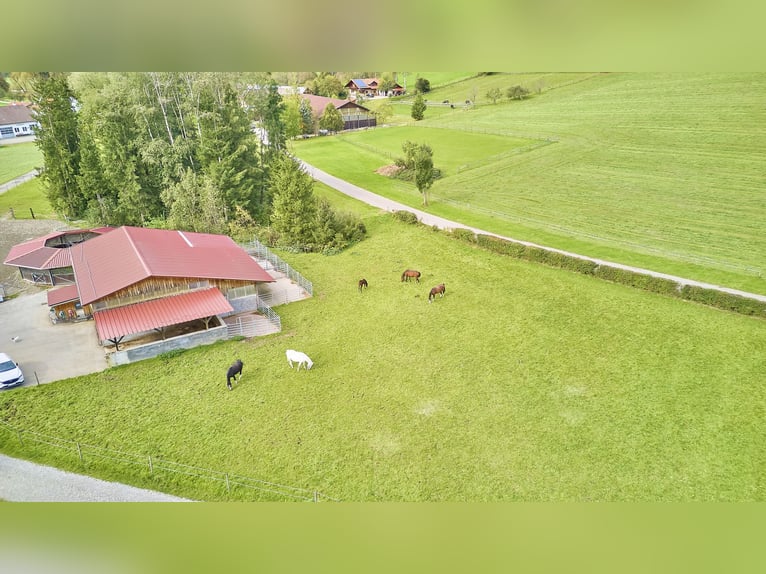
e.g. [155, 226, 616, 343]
[358, 278, 368, 292]
[227, 359, 243, 390]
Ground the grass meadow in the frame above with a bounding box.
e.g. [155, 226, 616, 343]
[1, 208, 764, 502]
[294, 73, 766, 295]
[0, 141, 41, 184]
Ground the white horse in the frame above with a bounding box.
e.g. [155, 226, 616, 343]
[286, 349, 313, 371]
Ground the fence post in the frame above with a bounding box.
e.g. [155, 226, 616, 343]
[148, 455, 153, 474]
[313, 491, 319, 503]
[17, 430, 23, 446]
[225, 473, 231, 493]
[77, 442, 83, 463]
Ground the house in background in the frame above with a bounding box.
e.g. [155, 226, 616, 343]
[301, 94, 376, 131]
[345, 78, 405, 98]
[0, 103, 38, 139]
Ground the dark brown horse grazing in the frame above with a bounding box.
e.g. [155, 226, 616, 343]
[227, 359, 243, 390]
[358, 278, 368, 292]
[401, 269, 421, 283]
[428, 283, 446, 302]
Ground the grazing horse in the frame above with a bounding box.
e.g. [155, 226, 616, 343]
[358, 278, 368, 292]
[428, 283, 446, 302]
[226, 359, 243, 390]
[401, 269, 421, 283]
[286, 349, 313, 371]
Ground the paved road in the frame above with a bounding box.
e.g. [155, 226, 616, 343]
[0, 453, 192, 502]
[300, 160, 766, 304]
[0, 169, 38, 195]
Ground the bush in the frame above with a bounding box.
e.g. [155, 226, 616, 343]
[679, 286, 766, 317]
[392, 210, 419, 224]
[450, 228, 477, 243]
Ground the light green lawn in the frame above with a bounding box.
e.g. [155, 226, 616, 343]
[1, 208, 763, 502]
[0, 177, 56, 219]
[0, 142, 41, 184]
[293, 73, 766, 295]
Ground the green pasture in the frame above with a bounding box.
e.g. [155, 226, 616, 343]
[0, 142, 41, 184]
[293, 73, 766, 295]
[1, 211, 764, 501]
[0, 177, 56, 220]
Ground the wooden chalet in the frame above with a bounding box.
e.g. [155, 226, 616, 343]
[301, 94, 376, 131]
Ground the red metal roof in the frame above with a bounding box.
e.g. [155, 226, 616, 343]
[300, 94, 371, 117]
[47, 284, 80, 306]
[93, 287, 233, 341]
[3, 227, 113, 270]
[72, 226, 274, 305]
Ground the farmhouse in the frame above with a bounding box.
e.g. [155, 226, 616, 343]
[0, 103, 38, 139]
[345, 78, 405, 98]
[3, 227, 113, 286]
[300, 94, 376, 131]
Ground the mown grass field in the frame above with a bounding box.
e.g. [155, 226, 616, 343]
[0, 141, 41, 184]
[0, 177, 56, 220]
[1, 207, 764, 502]
[294, 73, 766, 295]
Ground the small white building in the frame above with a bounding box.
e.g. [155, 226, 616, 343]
[0, 104, 37, 139]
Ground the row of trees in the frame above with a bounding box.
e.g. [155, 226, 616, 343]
[31, 72, 365, 251]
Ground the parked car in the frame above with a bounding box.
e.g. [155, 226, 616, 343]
[0, 352, 24, 389]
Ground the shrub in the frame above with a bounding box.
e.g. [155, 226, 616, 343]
[679, 286, 766, 317]
[450, 228, 477, 243]
[392, 210, 419, 225]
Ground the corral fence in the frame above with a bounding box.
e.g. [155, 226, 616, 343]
[242, 238, 314, 296]
[0, 420, 337, 502]
[223, 294, 282, 338]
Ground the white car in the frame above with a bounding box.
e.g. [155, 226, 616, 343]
[0, 352, 24, 389]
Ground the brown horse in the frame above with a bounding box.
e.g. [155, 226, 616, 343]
[401, 269, 421, 283]
[358, 278, 368, 292]
[428, 283, 446, 302]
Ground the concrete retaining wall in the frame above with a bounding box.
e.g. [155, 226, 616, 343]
[108, 323, 228, 366]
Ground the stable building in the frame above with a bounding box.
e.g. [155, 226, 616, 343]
[300, 94, 376, 131]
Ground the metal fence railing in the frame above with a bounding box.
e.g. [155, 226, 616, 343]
[0, 420, 337, 502]
[243, 238, 313, 296]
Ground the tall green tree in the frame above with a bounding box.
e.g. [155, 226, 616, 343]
[281, 96, 302, 141]
[269, 154, 317, 245]
[319, 103, 344, 133]
[32, 74, 84, 218]
[414, 144, 435, 206]
[299, 97, 315, 134]
[411, 93, 426, 121]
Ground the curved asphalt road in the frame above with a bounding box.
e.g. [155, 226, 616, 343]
[300, 160, 766, 304]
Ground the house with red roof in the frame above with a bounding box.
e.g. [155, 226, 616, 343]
[344, 78, 405, 98]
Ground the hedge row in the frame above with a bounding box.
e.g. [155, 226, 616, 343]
[433, 223, 766, 319]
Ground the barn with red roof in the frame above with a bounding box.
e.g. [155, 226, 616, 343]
[67, 226, 275, 350]
[6, 226, 280, 361]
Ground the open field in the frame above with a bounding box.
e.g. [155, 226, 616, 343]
[1, 210, 764, 502]
[0, 177, 56, 220]
[0, 141, 41, 184]
[294, 73, 766, 295]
